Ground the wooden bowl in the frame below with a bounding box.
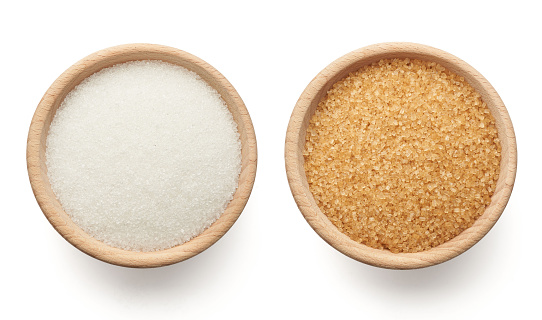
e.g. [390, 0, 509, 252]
[285, 42, 517, 269]
[27, 44, 257, 268]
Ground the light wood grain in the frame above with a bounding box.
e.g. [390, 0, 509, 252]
[27, 43, 257, 268]
[285, 42, 517, 269]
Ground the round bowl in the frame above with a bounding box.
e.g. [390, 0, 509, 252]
[285, 42, 516, 269]
[27, 43, 257, 268]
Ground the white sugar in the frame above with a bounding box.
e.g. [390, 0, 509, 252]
[46, 60, 242, 252]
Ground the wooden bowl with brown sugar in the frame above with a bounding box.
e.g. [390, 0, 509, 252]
[27, 44, 257, 268]
[285, 42, 516, 269]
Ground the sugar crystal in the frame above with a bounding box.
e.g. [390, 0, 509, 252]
[46, 60, 241, 252]
[304, 59, 501, 253]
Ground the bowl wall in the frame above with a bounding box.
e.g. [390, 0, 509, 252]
[28, 44, 257, 268]
[285, 42, 516, 269]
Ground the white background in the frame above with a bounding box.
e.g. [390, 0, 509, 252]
[1, 1, 539, 319]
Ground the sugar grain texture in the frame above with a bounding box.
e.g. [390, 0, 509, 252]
[46, 61, 241, 252]
[304, 59, 501, 253]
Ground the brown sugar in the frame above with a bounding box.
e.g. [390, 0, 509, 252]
[303, 59, 501, 253]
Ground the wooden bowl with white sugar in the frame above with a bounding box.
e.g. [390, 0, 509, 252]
[27, 44, 257, 268]
[285, 42, 517, 269]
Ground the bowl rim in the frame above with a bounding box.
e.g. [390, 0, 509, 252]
[27, 43, 257, 268]
[285, 42, 517, 269]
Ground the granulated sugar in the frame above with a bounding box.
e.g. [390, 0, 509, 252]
[46, 60, 241, 252]
[304, 59, 501, 253]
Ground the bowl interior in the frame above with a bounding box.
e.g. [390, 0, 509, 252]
[286, 43, 516, 269]
[28, 44, 257, 267]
